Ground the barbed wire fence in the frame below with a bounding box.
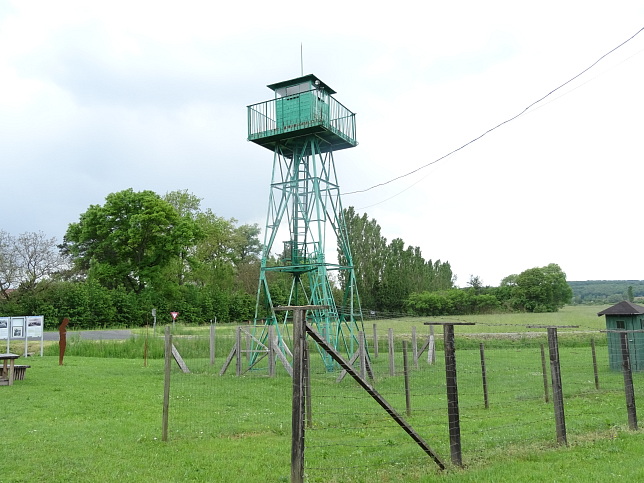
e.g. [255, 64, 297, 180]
[161, 317, 642, 481]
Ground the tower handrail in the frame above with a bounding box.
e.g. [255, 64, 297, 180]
[247, 89, 356, 144]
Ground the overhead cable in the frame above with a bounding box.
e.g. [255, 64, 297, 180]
[344, 26, 644, 197]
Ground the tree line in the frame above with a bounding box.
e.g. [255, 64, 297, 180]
[0, 193, 575, 329]
[406, 264, 573, 316]
[341, 207, 573, 316]
[1, 189, 265, 327]
[568, 280, 644, 305]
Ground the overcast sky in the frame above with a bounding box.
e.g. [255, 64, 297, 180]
[1, 1, 643, 287]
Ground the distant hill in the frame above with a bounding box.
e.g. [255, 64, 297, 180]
[568, 280, 644, 305]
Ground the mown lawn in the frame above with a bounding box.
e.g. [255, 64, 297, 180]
[3, 305, 643, 482]
[1, 356, 294, 482]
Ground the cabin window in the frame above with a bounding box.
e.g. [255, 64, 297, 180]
[616, 321, 625, 329]
[275, 83, 311, 98]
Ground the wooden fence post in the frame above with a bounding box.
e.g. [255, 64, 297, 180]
[620, 332, 638, 430]
[209, 322, 216, 366]
[268, 324, 276, 377]
[235, 326, 242, 377]
[403, 340, 412, 416]
[246, 331, 252, 364]
[443, 324, 462, 466]
[388, 328, 395, 376]
[359, 331, 366, 380]
[479, 343, 489, 409]
[412, 326, 419, 369]
[290, 308, 306, 483]
[162, 326, 172, 442]
[548, 328, 567, 445]
[428, 325, 436, 364]
[304, 338, 312, 429]
[373, 324, 378, 358]
[274, 305, 326, 483]
[591, 338, 600, 390]
[540, 343, 549, 403]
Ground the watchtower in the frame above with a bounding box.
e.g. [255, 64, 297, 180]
[247, 74, 363, 370]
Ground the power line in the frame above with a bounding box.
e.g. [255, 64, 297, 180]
[344, 26, 644, 198]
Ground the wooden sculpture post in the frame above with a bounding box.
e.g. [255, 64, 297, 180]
[59, 317, 69, 366]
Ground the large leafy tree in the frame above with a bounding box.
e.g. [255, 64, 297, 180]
[162, 189, 206, 285]
[340, 207, 388, 310]
[191, 210, 239, 288]
[231, 223, 261, 265]
[511, 263, 573, 312]
[3, 189, 261, 326]
[163, 190, 262, 290]
[376, 238, 409, 312]
[62, 189, 199, 293]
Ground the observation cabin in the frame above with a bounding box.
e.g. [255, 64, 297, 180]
[247, 74, 357, 158]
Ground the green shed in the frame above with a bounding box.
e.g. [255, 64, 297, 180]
[597, 301, 644, 371]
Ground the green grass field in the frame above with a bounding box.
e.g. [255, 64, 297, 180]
[3, 305, 644, 482]
[367, 303, 609, 335]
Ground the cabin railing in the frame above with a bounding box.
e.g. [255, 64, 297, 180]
[248, 89, 356, 146]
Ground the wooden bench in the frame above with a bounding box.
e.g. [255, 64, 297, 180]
[1, 364, 30, 381]
[13, 365, 30, 381]
[0, 353, 20, 385]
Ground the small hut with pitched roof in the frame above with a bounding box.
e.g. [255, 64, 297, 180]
[598, 301, 644, 371]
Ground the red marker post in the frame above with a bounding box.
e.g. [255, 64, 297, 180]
[170, 312, 179, 327]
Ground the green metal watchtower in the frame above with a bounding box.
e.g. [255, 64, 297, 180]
[247, 74, 364, 371]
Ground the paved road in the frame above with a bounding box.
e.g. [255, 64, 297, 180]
[43, 329, 133, 341]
